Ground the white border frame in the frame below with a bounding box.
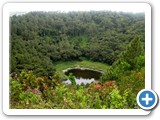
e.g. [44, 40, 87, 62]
[3, 2, 151, 115]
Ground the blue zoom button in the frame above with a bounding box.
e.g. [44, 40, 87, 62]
[137, 89, 158, 110]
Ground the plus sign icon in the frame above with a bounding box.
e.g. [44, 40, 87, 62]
[137, 89, 158, 110]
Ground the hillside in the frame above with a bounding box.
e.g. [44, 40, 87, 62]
[10, 11, 145, 109]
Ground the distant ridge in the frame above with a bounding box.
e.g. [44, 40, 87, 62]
[9, 12, 27, 16]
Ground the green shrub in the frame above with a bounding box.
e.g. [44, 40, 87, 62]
[68, 73, 76, 85]
[10, 69, 142, 109]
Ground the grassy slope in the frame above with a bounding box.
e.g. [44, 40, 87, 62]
[54, 60, 110, 80]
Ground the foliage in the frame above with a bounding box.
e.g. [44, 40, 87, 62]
[112, 61, 131, 79]
[135, 55, 145, 70]
[68, 73, 76, 85]
[10, 78, 22, 102]
[10, 71, 139, 109]
[10, 11, 144, 75]
[19, 91, 41, 104]
[119, 36, 144, 69]
[10, 11, 145, 109]
[118, 67, 145, 95]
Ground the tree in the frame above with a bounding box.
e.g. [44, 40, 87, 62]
[119, 36, 144, 69]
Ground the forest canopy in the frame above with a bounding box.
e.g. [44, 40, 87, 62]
[10, 11, 145, 76]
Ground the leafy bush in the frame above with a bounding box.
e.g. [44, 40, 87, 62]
[19, 91, 41, 104]
[68, 73, 76, 85]
[117, 67, 145, 95]
[135, 55, 145, 70]
[10, 78, 22, 102]
[10, 60, 144, 109]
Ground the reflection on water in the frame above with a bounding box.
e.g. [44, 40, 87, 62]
[64, 78, 95, 85]
[64, 68, 102, 85]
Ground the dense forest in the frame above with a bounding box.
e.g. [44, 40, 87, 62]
[10, 11, 145, 109]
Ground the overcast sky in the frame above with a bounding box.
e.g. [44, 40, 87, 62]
[9, 3, 146, 15]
